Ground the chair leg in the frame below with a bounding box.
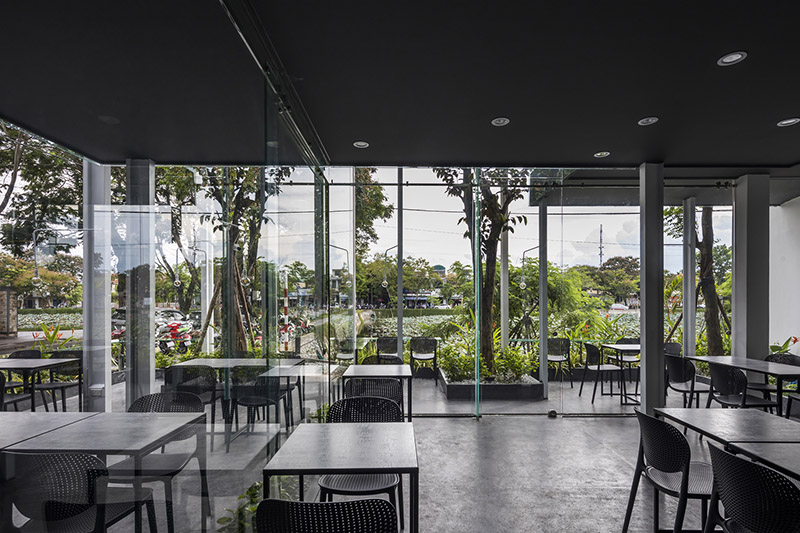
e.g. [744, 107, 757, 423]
[164, 478, 175, 533]
[674, 492, 688, 533]
[398, 475, 405, 530]
[61, 389, 67, 412]
[40, 389, 51, 412]
[622, 463, 642, 532]
[653, 485, 660, 533]
[146, 497, 159, 533]
[788, 396, 794, 419]
[592, 369, 601, 404]
[579, 366, 588, 397]
[388, 489, 398, 528]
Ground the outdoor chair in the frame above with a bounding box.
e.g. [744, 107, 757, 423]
[747, 352, 800, 402]
[319, 396, 404, 529]
[345, 377, 404, 418]
[107, 391, 209, 533]
[546, 338, 572, 387]
[666, 354, 710, 408]
[0, 371, 32, 411]
[409, 337, 437, 382]
[3, 349, 42, 392]
[255, 498, 398, 533]
[706, 363, 779, 411]
[579, 343, 624, 404]
[10, 451, 158, 533]
[376, 336, 403, 364]
[335, 338, 357, 364]
[34, 349, 83, 412]
[705, 443, 800, 533]
[229, 368, 291, 433]
[664, 342, 682, 356]
[622, 409, 713, 533]
[613, 337, 641, 383]
[361, 354, 403, 365]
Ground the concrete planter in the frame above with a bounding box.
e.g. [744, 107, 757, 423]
[437, 368, 544, 400]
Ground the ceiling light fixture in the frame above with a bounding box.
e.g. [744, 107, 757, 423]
[777, 118, 800, 127]
[593, 151, 611, 158]
[491, 117, 510, 127]
[353, 141, 370, 149]
[637, 116, 659, 126]
[716, 51, 747, 67]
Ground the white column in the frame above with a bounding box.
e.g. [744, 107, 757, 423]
[538, 197, 548, 399]
[82, 161, 112, 412]
[640, 163, 665, 414]
[732, 174, 770, 360]
[682, 198, 696, 357]
[195, 189, 216, 353]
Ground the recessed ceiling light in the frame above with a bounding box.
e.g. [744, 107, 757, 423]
[593, 151, 611, 158]
[491, 117, 511, 127]
[777, 118, 800, 127]
[637, 116, 659, 126]
[353, 141, 370, 149]
[717, 51, 747, 67]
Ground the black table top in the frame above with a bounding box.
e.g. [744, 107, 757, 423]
[683, 355, 800, 377]
[0, 412, 98, 450]
[263, 423, 418, 475]
[0, 358, 79, 371]
[343, 364, 412, 379]
[172, 358, 304, 369]
[655, 408, 800, 444]
[261, 363, 342, 379]
[6, 412, 205, 455]
[727, 442, 800, 480]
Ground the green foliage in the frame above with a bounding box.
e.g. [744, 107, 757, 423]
[33, 324, 77, 352]
[770, 336, 799, 354]
[18, 307, 81, 315]
[494, 344, 535, 383]
[216, 481, 262, 532]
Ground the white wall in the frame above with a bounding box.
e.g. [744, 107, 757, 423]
[769, 196, 800, 353]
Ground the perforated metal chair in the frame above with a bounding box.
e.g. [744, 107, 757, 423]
[255, 498, 398, 533]
[34, 349, 83, 412]
[3, 349, 42, 391]
[705, 443, 800, 533]
[706, 363, 779, 411]
[622, 409, 713, 533]
[318, 397, 404, 529]
[335, 338, 357, 364]
[10, 451, 158, 533]
[666, 354, 711, 408]
[747, 352, 800, 402]
[0, 371, 31, 411]
[546, 338, 572, 387]
[376, 336, 403, 364]
[409, 337, 437, 382]
[578, 343, 624, 403]
[229, 368, 291, 433]
[345, 377, 405, 418]
[107, 391, 209, 533]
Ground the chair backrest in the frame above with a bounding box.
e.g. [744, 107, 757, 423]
[8, 349, 41, 359]
[255, 498, 398, 533]
[11, 452, 108, 527]
[410, 337, 437, 353]
[708, 444, 800, 533]
[765, 352, 800, 367]
[617, 337, 639, 345]
[584, 343, 603, 366]
[709, 363, 747, 396]
[664, 342, 682, 356]
[165, 365, 217, 396]
[547, 338, 570, 356]
[378, 354, 404, 365]
[327, 396, 403, 423]
[129, 391, 204, 441]
[337, 338, 357, 353]
[634, 409, 691, 473]
[376, 337, 398, 355]
[345, 378, 403, 409]
[231, 367, 282, 403]
[361, 355, 380, 365]
[665, 354, 696, 384]
[48, 349, 82, 376]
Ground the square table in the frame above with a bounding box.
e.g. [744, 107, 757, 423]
[684, 355, 800, 416]
[263, 422, 419, 532]
[342, 364, 413, 420]
[599, 344, 641, 405]
[655, 407, 800, 445]
[727, 442, 800, 480]
[6, 412, 209, 533]
[0, 358, 79, 411]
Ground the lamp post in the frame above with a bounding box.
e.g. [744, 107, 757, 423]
[518, 245, 540, 291]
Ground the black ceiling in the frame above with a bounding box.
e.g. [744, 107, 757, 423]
[4, 2, 800, 177]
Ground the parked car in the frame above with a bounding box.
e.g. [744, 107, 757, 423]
[609, 303, 630, 311]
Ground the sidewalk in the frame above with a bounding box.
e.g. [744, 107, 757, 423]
[0, 330, 84, 354]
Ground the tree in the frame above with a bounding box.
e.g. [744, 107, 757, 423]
[354, 168, 393, 259]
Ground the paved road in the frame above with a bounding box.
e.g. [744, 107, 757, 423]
[0, 330, 84, 354]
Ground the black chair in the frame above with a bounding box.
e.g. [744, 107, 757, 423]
[546, 338, 572, 387]
[0, 371, 32, 411]
[706, 363, 779, 411]
[230, 368, 291, 433]
[361, 354, 403, 365]
[666, 355, 711, 408]
[3, 349, 42, 390]
[747, 352, 800, 402]
[34, 349, 83, 412]
[255, 498, 398, 533]
[409, 337, 437, 382]
[376, 337, 403, 364]
[622, 409, 713, 533]
[10, 452, 158, 533]
[613, 337, 641, 383]
[579, 343, 625, 403]
[107, 391, 209, 533]
[318, 397, 404, 529]
[345, 377, 405, 418]
[335, 338, 357, 364]
[705, 443, 800, 533]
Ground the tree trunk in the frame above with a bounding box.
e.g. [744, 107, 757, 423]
[481, 235, 499, 373]
[698, 206, 724, 355]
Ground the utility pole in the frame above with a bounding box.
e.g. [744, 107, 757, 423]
[599, 224, 604, 266]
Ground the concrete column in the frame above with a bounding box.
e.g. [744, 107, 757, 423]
[500, 191, 509, 351]
[732, 174, 770, 360]
[125, 159, 156, 408]
[640, 163, 665, 414]
[396, 168, 404, 355]
[682, 198, 696, 357]
[538, 197, 548, 399]
[82, 161, 111, 412]
[195, 188, 216, 354]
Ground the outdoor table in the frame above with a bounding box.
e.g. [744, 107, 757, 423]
[263, 422, 419, 532]
[0, 358, 79, 412]
[6, 412, 209, 533]
[727, 442, 800, 480]
[599, 343, 641, 406]
[654, 407, 800, 445]
[342, 364, 413, 420]
[684, 355, 800, 416]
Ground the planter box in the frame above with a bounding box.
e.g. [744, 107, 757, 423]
[437, 368, 544, 401]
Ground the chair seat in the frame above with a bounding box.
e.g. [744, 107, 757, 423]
[616, 355, 640, 364]
[669, 381, 712, 394]
[35, 380, 80, 391]
[723, 518, 757, 533]
[645, 461, 714, 498]
[318, 473, 399, 494]
[747, 382, 778, 392]
[714, 394, 779, 408]
[587, 364, 622, 372]
[235, 396, 280, 408]
[4, 381, 24, 390]
[108, 452, 194, 480]
[336, 353, 355, 361]
[548, 355, 568, 363]
[5, 392, 32, 405]
[20, 486, 154, 533]
[412, 352, 435, 361]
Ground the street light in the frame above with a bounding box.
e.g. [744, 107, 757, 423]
[381, 244, 398, 288]
[518, 245, 539, 290]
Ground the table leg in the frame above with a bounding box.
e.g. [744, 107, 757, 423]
[408, 378, 413, 422]
[299, 474, 304, 501]
[263, 474, 271, 499]
[777, 378, 784, 417]
[197, 414, 210, 532]
[25, 371, 34, 412]
[134, 454, 143, 533]
[411, 471, 419, 533]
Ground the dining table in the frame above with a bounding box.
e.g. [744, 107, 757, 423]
[0, 357, 80, 411]
[342, 364, 414, 420]
[654, 407, 800, 444]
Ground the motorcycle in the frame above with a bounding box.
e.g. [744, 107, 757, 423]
[157, 321, 193, 354]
